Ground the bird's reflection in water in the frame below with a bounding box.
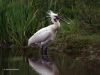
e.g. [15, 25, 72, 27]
[28, 58, 60, 75]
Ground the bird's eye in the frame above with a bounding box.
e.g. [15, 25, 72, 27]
[55, 16, 59, 20]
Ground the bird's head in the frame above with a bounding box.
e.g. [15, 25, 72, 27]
[48, 10, 60, 23]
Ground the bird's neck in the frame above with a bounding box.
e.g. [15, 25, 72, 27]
[52, 20, 60, 32]
[53, 20, 60, 27]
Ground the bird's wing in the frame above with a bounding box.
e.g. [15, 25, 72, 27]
[28, 27, 52, 46]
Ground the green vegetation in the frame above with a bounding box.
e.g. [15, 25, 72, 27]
[0, 0, 100, 46]
[0, 0, 100, 75]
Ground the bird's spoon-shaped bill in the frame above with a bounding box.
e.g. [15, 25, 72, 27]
[59, 17, 70, 24]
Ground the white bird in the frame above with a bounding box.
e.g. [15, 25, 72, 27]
[28, 58, 60, 75]
[28, 10, 60, 60]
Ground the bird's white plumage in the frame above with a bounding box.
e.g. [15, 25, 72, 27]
[28, 10, 60, 48]
[48, 10, 58, 18]
[28, 25, 56, 47]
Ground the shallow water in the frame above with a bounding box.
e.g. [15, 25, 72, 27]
[1, 48, 100, 75]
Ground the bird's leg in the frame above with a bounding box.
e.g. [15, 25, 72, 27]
[44, 46, 48, 58]
[41, 46, 44, 57]
[41, 46, 48, 61]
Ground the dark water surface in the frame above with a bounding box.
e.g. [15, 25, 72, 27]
[1, 48, 100, 75]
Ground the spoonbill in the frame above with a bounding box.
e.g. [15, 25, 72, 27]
[28, 10, 60, 60]
[28, 58, 60, 75]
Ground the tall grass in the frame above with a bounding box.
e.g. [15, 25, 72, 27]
[0, 0, 100, 46]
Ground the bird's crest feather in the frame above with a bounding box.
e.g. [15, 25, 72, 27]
[47, 10, 58, 17]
